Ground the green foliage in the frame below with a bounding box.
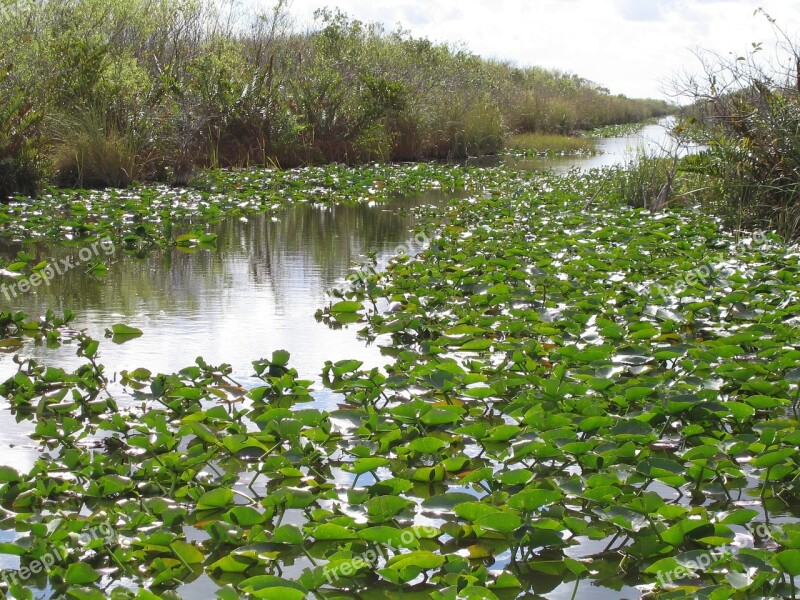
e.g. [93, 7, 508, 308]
[615, 151, 676, 209]
[673, 13, 800, 239]
[507, 132, 596, 156]
[0, 65, 42, 200]
[1, 166, 799, 598]
[0, 0, 673, 190]
[50, 106, 159, 188]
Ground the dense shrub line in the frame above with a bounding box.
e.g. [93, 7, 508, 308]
[616, 12, 800, 241]
[0, 0, 671, 196]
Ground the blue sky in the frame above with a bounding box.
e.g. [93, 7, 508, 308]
[271, 0, 800, 99]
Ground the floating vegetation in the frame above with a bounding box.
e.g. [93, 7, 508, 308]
[1, 165, 799, 599]
[505, 133, 598, 157]
[0, 163, 473, 252]
[588, 119, 659, 138]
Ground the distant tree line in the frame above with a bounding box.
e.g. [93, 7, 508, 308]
[0, 0, 673, 197]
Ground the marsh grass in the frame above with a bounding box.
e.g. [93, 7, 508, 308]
[506, 133, 596, 156]
[0, 1, 673, 193]
[615, 150, 676, 209]
[50, 107, 159, 188]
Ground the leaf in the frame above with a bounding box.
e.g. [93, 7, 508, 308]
[407, 437, 447, 454]
[752, 448, 795, 468]
[269, 350, 291, 367]
[330, 301, 363, 313]
[365, 496, 412, 522]
[311, 523, 358, 540]
[474, 512, 522, 535]
[508, 489, 563, 512]
[384, 550, 445, 571]
[271, 525, 304, 545]
[109, 323, 143, 335]
[421, 492, 479, 510]
[170, 540, 205, 564]
[359, 526, 419, 548]
[0, 466, 20, 483]
[773, 549, 800, 576]
[352, 457, 389, 474]
[0, 543, 25, 556]
[196, 488, 235, 510]
[65, 562, 101, 585]
[239, 575, 307, 600]
[454, 502, 501, 522]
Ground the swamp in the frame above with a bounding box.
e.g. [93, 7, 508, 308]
[1, 2, 799, 599]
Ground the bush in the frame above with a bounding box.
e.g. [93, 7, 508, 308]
[50, 107, 159, 188]
[673, 10, 800, 238]
[0, 83, 42, 201]
[615, 151, 677, 210]
[0, 0, 675, 187]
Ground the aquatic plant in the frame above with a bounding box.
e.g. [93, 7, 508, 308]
[0, 165, 798, 599]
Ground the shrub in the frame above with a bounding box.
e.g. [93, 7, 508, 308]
[673, 10, 800, 238]
[50, 107, 158, 188]
[615, 151, 676, 210]
[0, 0, 675, 186]
[0, 82, 43, 201]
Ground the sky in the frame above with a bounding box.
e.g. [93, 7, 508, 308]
[265, 0, 800, 100]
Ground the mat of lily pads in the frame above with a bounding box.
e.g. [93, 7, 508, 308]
[1, 165, 799, 600]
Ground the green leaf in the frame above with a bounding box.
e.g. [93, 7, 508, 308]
[65, 562, 101, 585]
[359, 526, 419, 548]
[197, 488, 235, 510]
[352, 457, 389, 474]
[752, 448, 795, 468]
[109, 323, 143, 335]
[384, 550, 445, 571]
[311, 523, 358, 540]
[239, 575, 307, 600]
[0, 466, 20, 483]
[508, 489, 562, 512]
[365, 495, 412, 522]
[0, 543, 25, 556]
[171, 540, 205, 564]
[271, 525, 304, 545]
[474, 512, 522, 535]
[407, 436, 447, 453]
[773, 549, 800, 576]
[330, 301, 363, 313]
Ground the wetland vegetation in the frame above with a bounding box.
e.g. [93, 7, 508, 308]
[1, 2, 800, 600]
[0, 0, 671, 197]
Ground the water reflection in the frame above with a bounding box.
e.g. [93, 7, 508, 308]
[0, 191, 451, 467]
[468, 117, 702, 173]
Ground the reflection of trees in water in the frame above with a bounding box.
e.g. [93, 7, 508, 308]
[0, 192, 450, 318]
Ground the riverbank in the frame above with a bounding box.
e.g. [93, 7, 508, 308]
[0, 1, 672, 198]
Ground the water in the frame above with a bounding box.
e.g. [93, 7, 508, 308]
[0, 120, 691, 598]
[0, 192, 452, 471]
[468, 117, 699, 172]
[0, 119, 684, 394]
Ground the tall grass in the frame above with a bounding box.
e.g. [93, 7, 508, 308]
[50, 107, 160, 188]
[507, 133, 595, 156]
[0, 0, 674, 192]
[615, 151, 676, 210]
